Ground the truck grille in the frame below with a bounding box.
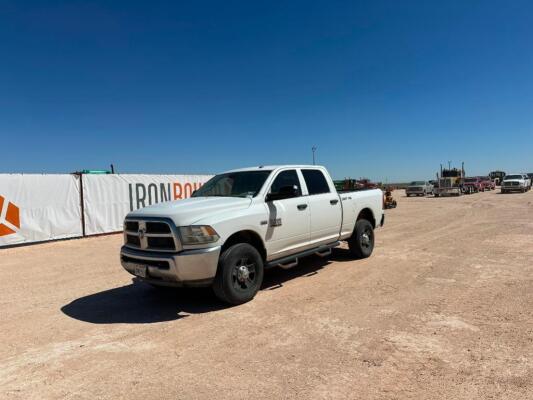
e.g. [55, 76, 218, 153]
[125, 221, 139, 232]
[124, 219, 179, 252]
[147, 236, 175, 249]
[146, 222, 171, 234]
[126, 234, 141, 247]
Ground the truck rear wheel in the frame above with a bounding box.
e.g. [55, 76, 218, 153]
[348, 219, 374, 259]
[213, 243, 264, 305]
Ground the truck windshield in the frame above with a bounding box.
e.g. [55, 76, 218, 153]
[464, 178, 477, 183]
[504, 175, 523, 180]
[442, 170, 461, 177]
[192, 170, 272, 198]
[410, 181, 425, 185]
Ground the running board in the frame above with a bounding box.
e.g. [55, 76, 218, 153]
[278, 260, 299, 270]
[266, 241, 339, 269]
[315, 248, 332, 258]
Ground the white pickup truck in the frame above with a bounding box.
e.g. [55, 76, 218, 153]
[120, 165, 385, 304]
[501, 174, 531, 193]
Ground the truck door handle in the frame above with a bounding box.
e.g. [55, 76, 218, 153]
[330, 199, 339, 205]
[297, 204, 308, 210]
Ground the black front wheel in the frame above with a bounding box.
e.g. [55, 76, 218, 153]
[213, 243, 264, 305]
[348, 219, 375, 259]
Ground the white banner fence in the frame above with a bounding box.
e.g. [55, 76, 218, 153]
[0, 173, 212, 247]
[82, 174, 212, 235]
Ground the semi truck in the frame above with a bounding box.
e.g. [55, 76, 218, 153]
[434, 163, 466, 197]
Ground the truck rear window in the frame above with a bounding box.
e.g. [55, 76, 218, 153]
[302, 169, 330, 195]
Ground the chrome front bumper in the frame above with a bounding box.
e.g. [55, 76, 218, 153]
[120, 245, 221, 287]
[434, 187, 461, 195]
[502, 186, 524, 191]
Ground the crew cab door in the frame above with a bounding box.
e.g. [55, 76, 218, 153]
[301, 168, 342, 247]
[264, 169, 311, 260]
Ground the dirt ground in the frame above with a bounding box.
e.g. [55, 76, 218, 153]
[1, 189, 533, 399]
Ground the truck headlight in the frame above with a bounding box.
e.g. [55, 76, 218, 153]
[179, 226, 220, 245]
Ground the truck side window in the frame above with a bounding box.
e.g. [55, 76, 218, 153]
[270, 170, 302, 196]
[302, 169, 330, 195]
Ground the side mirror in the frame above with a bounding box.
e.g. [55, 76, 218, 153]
[266, 185, 299, 202]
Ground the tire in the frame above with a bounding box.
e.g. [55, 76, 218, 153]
[434, 193, 439, 197]
[212, 243, 264, 305]
[348, 219, 375, 259]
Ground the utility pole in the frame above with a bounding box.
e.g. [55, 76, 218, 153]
[312, 146, 317, 165]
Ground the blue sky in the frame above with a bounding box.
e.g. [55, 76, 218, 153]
[1, 1, 532, 181]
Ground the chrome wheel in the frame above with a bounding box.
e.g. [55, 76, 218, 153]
[232, 257, 257, 292]
[360, 227, 373, 249]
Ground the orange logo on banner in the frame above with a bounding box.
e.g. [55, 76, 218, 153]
[0, 196, 20, 236]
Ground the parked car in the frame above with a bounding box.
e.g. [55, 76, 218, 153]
[463, 177, 484, 193]
[501, 174, 530, 193]
[406, 181, 434, 197]
[478, 176, 495, 191]
[120, 165, 384, 304]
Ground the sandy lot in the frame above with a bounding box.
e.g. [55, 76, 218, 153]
[1, 189, 532, 399]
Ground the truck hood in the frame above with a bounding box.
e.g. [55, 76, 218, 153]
[127, 196, 252, 226]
